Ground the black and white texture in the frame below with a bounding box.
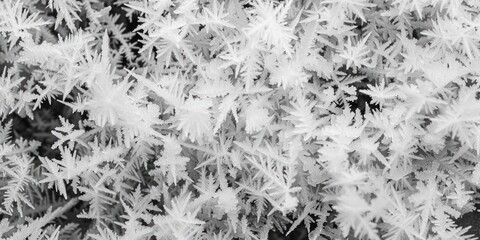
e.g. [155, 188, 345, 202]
[1, 0, 480, 239]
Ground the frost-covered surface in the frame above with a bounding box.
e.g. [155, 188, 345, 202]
[1, 0, 480, 239]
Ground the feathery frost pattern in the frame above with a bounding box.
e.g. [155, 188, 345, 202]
[2, 0, 480, 240]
